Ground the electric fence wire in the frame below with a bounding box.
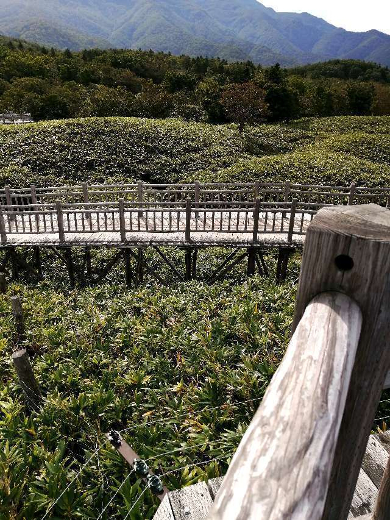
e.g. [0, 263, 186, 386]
[121, 454, 231, 520]
[99, 434, 234, 520]
[97, 469, 136, 520]
[119, 396, 262, 434]
[41, 446, 101, 520]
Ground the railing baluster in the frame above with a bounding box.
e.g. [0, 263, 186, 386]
[55, 201, 65, 243]
[119, 199, 126, 243]
[185, 198, 191, 242]
[288, 198, 297, 243]
[253, 199, 260, 243]
[0, 207, 7, 244]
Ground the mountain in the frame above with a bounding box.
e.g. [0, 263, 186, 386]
[0, 0, 389, 66]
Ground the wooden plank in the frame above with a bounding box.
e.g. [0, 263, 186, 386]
[371, 447, 390, 520]
[209, 292, 362, 520]
[289, 204, 390, 520]
[153, 495, 175, 520]
[207, 478, 223, 500]
[169, 481, 213, 520]
[349, 469, 377, 518]
[362, 436, 388, 488]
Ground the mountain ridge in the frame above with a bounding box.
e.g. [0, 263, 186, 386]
[0, 0, 389, 66]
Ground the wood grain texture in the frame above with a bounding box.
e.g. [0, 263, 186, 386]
[350, 469, 378, 517]
[169, 481, 213, 520]
[209, 292, 362, 520]
[372, 450, 390, 520]
[362, 437, 388, 488]
[290, 204, 390, 520]
[153, 495, 175, 520]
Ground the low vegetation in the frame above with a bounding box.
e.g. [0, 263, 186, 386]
[1, 114, 390, 518]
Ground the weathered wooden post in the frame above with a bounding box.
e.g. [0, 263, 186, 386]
[0, 206, 7, 244]
[349, 182, 356, 205]
[5, 186, 15, 222]
[254, 181, 260, 201]
[12, 349, 42, 410]
[209, 204, 390, 520]
[11, 295, 25, 343]
[287, 198, 297, 243]
[195, 181, 200, 218]
[82, 182, 90, 220]
[30, 184, 40, 230]
[119, 198, 126, 243]
[55, 201, 65, 243]
[0, 272, 6, 293]
[185, 198, 192, 243]
[292, 204, 390, 520]
[252, 199, 260, 244]
[371, 454, 390, 520]
[138, 181, 144, 217]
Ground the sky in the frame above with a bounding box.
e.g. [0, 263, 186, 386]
[261, 1, 390, 35]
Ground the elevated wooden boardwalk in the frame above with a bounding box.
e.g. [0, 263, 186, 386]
[153, 432, 390, 520]
[1, 182, 389, 285]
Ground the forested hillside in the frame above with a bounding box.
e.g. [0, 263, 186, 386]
[1, 0, 390, 67]
[0, 40, 390, 123]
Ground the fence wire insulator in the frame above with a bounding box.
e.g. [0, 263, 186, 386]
[108, 430, 122, 448]
[134, 458, 149, 477]
[147, 474, 164, 495]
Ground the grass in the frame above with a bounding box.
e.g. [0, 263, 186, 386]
[1, 115, 390, 519]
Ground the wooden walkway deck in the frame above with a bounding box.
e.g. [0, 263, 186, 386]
[154, 432, 390, 520]
[1, 180, 389, 248]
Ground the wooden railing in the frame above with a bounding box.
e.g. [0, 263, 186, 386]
[1, 181, 390, 207]
[0, 113, 33, 124]
[0, 182, 389, 246]
[209, 203, 390, 520]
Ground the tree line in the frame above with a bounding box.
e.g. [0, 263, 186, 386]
[1, 42, 390, 125]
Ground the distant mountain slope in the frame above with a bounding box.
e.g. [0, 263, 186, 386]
[0, 0, 389, 66]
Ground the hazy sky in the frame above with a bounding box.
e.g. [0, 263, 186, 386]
[261, 1, 390, 35]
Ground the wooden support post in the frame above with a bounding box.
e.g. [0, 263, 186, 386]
[254, 181, 260, 200]
[5, 186, 15, 222]
[247, 247, 256, 277]
[85, 247, 92, 280]
[372, 453, 390, 520]
[0, 207, 7, 244]
[138, 181, 144, 217]
[257, 251, 269, 278]
[276, 247, 291, 282]
[123, 249, 132, 288]
[185, 249, 192, 281]
[287, 198, 297, 243]
[195, 181, 200, 218]
[30, 184, 39, 230]
[349, 182, 357, 205]
[63, 248, 75, 287]
[137, 248, 144, 285]
[209, 292, 362, 520]
[192, 249, 198, 280]
[12, 349, 42, 411]
[10, 248, 19, 280]
[82, 182, 90, 219]
[55, 201, 65, 243]
[11, 295, 25, 343]
[252, 199, 260, 243]
[185, 198, 192, 243]
[0, 271, 6, 293]
[119, 198, 126, 243]
[289, 204, 390, 520]
[33, 247, 43, 280]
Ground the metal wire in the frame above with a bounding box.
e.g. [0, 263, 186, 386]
[97, 469, 136, 520]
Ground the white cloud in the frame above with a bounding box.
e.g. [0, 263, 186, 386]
[261, 0, 390, 35]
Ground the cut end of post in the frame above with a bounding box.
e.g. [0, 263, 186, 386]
[12, 348, 27, 360]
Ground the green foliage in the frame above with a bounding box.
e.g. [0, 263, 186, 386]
[0, 273, 296, 518]
[0, 40, 390, 123]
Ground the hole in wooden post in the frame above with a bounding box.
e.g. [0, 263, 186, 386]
[335, 255, 354, 272]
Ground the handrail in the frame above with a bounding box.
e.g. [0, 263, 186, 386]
[209, 292, 362, 520]
[209, 203, 390, 520]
